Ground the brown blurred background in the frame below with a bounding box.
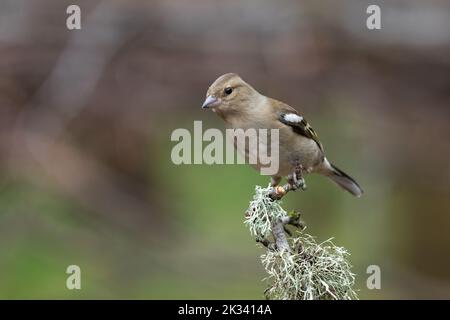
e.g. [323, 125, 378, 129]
[0, 0, 449, 299]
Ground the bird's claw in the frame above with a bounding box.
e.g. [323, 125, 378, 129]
[288, 163, 307, 191]
[292, 177, 307, 191]
[287, 173, 307, 191]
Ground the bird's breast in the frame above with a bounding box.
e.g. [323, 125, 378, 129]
[226, 122, 323, 176]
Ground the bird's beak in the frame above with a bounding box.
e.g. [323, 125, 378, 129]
[202, 95, 220, 109]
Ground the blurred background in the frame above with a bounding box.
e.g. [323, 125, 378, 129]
[0, 0, 449, 299]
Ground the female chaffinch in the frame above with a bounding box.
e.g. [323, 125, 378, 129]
[202, 73, 363, 197]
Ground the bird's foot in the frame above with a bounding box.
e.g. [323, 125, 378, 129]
[288, 164, 307, 191]
[268, 165, 307, 200]
[288, 176, 306, 191]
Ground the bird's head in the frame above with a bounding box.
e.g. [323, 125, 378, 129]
[202, 73, 260, 119]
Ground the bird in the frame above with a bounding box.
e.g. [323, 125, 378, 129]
[201, 73, 363, 197]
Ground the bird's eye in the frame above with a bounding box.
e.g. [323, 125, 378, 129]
[224, 87, 233, 95]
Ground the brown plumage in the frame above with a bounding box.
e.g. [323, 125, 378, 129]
[202, 73, 363, 197]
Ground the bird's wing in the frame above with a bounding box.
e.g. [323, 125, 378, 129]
[276, 103, 323, 151]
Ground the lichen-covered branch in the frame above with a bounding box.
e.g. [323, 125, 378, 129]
[268, 184, 296, 201]
[271, 218, 290, 252]
[245, 185, 358, 300]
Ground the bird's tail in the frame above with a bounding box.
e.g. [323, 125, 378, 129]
[322, 159, 363, 197]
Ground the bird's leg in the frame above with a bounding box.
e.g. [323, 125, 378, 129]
[295, 164, 307, 190]
[288, 163, 307, 191]
[270, 176, 282, 187]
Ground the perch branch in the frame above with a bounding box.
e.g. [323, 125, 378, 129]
[272, 217, 291, 251]
[269, 163, 307, 200]
[246, 185, 358, 300]
[272, 211, 304, 251]
[268, 184, 289, 200]
[269, 183, 300, 200]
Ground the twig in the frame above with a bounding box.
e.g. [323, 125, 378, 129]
[269, 183, 297, 200]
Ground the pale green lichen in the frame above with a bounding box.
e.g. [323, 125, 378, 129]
[261, 234, 358, 300]
[244, 185, 286, 239]
[245, 185, 358, 300]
